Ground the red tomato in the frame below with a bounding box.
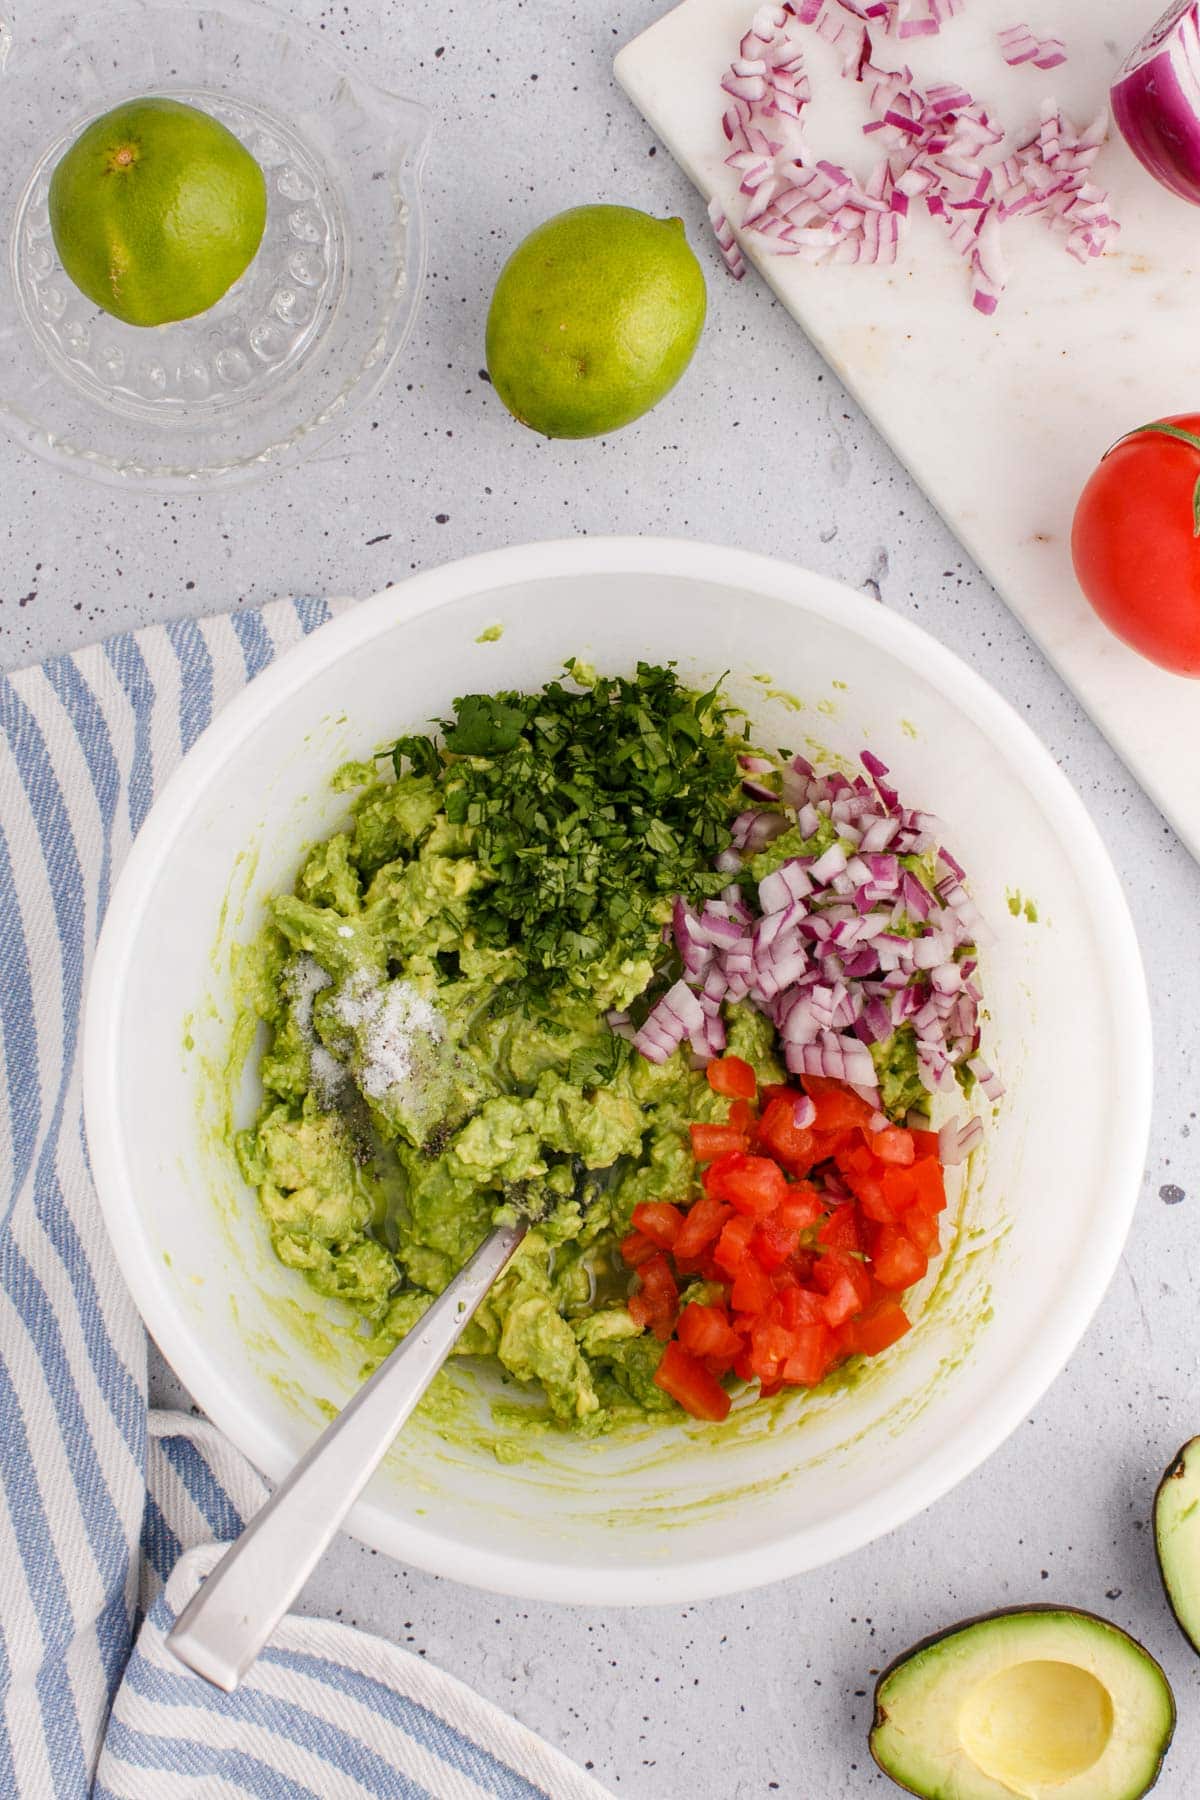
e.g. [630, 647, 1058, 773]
[673, 1195, 732, 1260]
[851, 1302, 912, 1357]
[628, 1253, 679, 1340]
[750, 1213, 801, 1271]
[619, 1229, 656, 1269]
[870, 1226, 928, 1292]
[757, 1094, 817, 1170]
[910, 1156, 946, 1214]
[1072, 414, 1200, 676]
[777, 1183, 825, 1232]
[714, 1213, 756, 1276]
[623, 1076, 948, 1417]
[779, 1283, 828, 1329]
[630, 1201, 683, 1250]
[781, 1324, 837, 1386]
[802, 1076, 874, 1133]
[904, 1204, 941, 1257]
[654, 1341, 732, 1421]
[706, 1055, 758, 1100]
[727, 1098, 758, 1136]
[677, 1302, 742, 1362]
[870, 1127, 916, 1167]
[817, 1204, 862, 1253]
[821, 1262, 873, 1328]
[731, 1256, 776, 1315]
[690, 1123, 749, 1163]
[705, 1152, 789, 1218]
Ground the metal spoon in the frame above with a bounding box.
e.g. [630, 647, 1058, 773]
[166, 1219, 527, 1691]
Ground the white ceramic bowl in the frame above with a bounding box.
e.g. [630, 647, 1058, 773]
[84, 538, 1151, 1605]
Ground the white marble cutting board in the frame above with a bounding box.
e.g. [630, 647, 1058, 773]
[616, 1, 1200, 860]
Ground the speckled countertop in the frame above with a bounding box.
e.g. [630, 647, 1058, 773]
[5, 2, 1199, 1795]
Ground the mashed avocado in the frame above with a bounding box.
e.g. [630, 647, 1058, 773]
[232, 664, 965, 1435]
[234, 665, 788, 1432]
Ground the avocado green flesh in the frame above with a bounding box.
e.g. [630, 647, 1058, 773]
[233, 754, 791, 1434]
[870, 1609, 1175, 1800]
[1155, 1436, 1200, 1654]
[231, 734, 949, 1436]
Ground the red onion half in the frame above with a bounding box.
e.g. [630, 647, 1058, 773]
[1112, 2, 1200, 206]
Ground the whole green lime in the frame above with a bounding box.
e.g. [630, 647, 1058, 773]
[48, 97, 268, 328]
[485, 204, 707, 438]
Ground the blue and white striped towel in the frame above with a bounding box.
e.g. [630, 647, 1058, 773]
[0, 598, 613, 1800]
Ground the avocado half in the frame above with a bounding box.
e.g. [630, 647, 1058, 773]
[1155, 1436, 1200, 1654]
[870, 1606, 1175, 1800]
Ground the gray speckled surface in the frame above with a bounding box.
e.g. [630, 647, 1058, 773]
[5, 1, 1200, 1794]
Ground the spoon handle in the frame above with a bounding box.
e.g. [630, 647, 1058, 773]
[166, 1220, 527, 1691]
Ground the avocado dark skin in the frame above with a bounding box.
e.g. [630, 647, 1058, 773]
[1155, 1437, 1200, 1657]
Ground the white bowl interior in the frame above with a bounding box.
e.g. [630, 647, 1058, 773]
[86, 543, 1148, 1603]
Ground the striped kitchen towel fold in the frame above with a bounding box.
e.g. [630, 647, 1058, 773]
[0, 598, 612, 1800]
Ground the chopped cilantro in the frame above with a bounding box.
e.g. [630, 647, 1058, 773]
[394, 662, 741, 993]
[383, 734, 439, 780]
[442, 694, 530, 756]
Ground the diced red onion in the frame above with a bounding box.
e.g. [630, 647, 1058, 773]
[711, 2, 1118, 312]
[632, 740, 993, 1120]
[938, 1113, 985, 1164]
[998, 24, 1068, 71]
[967, 1056, 1006, 1102]
[742, 776, 778, 802]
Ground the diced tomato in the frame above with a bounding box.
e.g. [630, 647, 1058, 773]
[751, 1213, 801, 1272]
[714, 1213, 756, 1277]
[779, 1283, 829, 1329]
[731, 1256, 775, 1315]
[843, 1167, 894, 1224]
[775, 1182, 823, 1232]
[810, 1250, 847, 1294]
[705, 1152, 789, 1218]
[821, 1260, 874, 1328]
[782, 1323, 837, 1385]
[758, 1083, 794, 1107]
[836, 1142, 876, 1177]
[707, 1055, 758, 1100]
[654, 1341, 732, 1421]
[620, 1229, 657, 1269]
[757, 1095, 817, 1173]
[817, 1204, 861, 1253]
[788, 1247, 817, 1285]
[869, 1226, 929, 1292]
[673, 1195, 733, 1260]
[870, 1127, 916, 1167]
[677, 1302, 742, 1363]
[903, 1203, 941, 1257]
[910, 1156, 947, 1214]
[802, 1076, 874, 1133]
[881, 1165, 922, 1215]
[630, 1201, 683, 1250]
[728, 1098, 758, 1135]
[749, 1311, 797, 1369]
[628, 1253, 679, 1340]
[690, 1123, 749, 1164]
[852, 1302, 912, 1357]
[621, 1074, 949, 1420]
[814, 1127, 859, 1163]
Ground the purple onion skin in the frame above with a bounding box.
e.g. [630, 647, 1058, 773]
[1113, 10, 1200, 207]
